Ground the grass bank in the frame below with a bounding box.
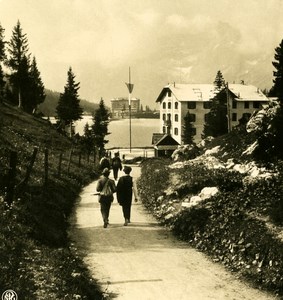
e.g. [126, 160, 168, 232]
[0, 104, 105, 299]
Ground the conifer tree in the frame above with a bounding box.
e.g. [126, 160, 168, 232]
[29, 56, 46, 113]
[6, 20, 30, 108]
[214, 70, 225, 90]
[56, 67, 83, 136]
[255, 39, 283, 160]
[82, 122, 94, 161]
[271, 39, 283, 103]
[91, 98, 110, 157]
[182, 112, 195, 144]
[0, 23, 6, 103]
[202, 71, 228, 138]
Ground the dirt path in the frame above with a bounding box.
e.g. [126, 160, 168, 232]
[70, 166, 276, 300]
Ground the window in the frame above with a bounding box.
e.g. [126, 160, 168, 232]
[232, 113, 237, 121]
[174, 128, 178, 135]
[187, 101, 196, 109]
[162, 102, 166, 109]
[174, 114, 179, 122]
[168, 90, 172, 97]
[232, 100, 237, 109]
[203, 101, 212, 109]
[168, 102, 171, 109]
[162, 113, 166, 120]
[167, 113, 171, 120]
[175, 102, 178, 109]
[253, 102, 260, 109]
[162, 126, 166, 133]
[190, 114, 196, 122]
[244, 101, 249, 109]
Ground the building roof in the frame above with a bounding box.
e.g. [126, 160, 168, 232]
[227, 84, 269, 101]
[111, 97, 139, 101]
[152, 133, 180, 146]
[156, 83, 269, 103]
[156, 84, 217, 103]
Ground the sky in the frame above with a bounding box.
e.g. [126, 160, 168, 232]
[1, 0, 283, 108]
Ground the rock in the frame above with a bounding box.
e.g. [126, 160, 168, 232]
[199, 187, 218, 200]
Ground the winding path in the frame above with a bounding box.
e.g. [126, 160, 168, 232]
[70, 166, 276, 300]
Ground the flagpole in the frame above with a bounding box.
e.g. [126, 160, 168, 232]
[129, 67, 132, 153]
[126, 67, 134, 153]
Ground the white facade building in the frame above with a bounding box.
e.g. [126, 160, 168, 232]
[156, 83, 270, 144]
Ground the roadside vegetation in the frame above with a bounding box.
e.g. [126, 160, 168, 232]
[0, 103, 105, 299]
[137, 124, 283, 298]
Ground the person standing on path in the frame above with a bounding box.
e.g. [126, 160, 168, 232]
[96, 168, 116, 228]
[99, 152, 110, 171]
[116, 166, 139, 226]
[111, 151, 122, 180]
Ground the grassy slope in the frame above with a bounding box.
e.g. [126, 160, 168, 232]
[0, 103, 104, 299]
[138, 128, 283, 298]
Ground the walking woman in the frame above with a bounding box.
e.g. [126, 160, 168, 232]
[96, 168, 116, 228]
[116, 166, 139, 226]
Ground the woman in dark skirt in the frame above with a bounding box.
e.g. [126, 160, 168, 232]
[116, 166, 139, 226]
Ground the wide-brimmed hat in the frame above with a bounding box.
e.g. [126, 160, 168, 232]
[102, 168, 110, 175]
[123, 166, 132, 174]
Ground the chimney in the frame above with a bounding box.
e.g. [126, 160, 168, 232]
[174, 82, 175, 87]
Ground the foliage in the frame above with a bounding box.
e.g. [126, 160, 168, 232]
[6, 21, 30, 108]
[213, 70, 225, 90]
[56, 67, 83, 132]
[0, 104, 103, 298]
[138, 152, 283, 297]
[271, 39, 283, 102]
[39, 89, 99, 117]
[182, 111, 195, 144]
[29, 56, 46, 111]
[137, 158, 170, 213]
[202, 92, 228, 138]
[0, 23, 5, 103]
[91, 98, 110, 157]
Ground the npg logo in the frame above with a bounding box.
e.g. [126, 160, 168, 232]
[2, 290, 18, 300]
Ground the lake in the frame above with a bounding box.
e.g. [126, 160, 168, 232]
[75, 117, 160, 149]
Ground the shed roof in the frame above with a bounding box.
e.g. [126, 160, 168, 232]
[152, 133, 179, 146]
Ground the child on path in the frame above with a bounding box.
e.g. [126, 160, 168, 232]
[96, 168, 116, 228]
[116, 166, 139, 226]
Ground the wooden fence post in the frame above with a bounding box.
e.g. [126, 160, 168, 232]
[58, 152, 63, 177]
[15, 146, 38, 193]
[5, 150, 17, 207]
[44, 148, 49, 186]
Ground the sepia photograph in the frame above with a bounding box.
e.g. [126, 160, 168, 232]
[0, 0, 283, 299]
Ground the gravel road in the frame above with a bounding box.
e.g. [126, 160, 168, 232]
[70, 166, 276, 300]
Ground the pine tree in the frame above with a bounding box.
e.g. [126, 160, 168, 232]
[29, 56, 46, 113]
[202, 71, 228, 138]
[272, 39, 283, 103]
[202, 96, 228, 138]
[214, 70, 225, 90]
[6, 20, 30, 108]
[0, 23, 6, 103]
[91, 98, 110, 157]
[82, 122, 94, 161]
[182, 112, 195, 144]
[56, 67, 83, 136]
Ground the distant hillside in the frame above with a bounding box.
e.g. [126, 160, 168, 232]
[38, 89, 100, 117]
